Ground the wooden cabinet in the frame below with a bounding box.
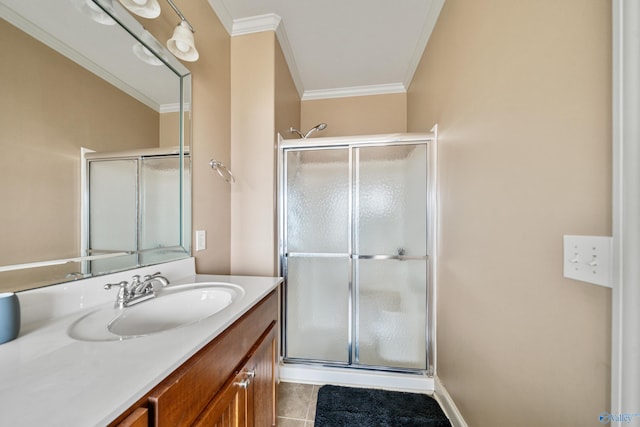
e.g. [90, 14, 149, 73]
[116, 408, 149, 427]
[110, 290, 278, 427]
[193, 326, 276, 427]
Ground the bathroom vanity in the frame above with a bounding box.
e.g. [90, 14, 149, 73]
[0, 259, 282, 427]
[112, 289, 277, 427]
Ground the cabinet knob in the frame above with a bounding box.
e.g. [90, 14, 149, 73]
[234, 378, 251, 389]
[245, 369, 256, 379]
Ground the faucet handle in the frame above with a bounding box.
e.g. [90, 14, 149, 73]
[104, 281, 128, 291]
[143, 272, 170, 288]
[104, 281, 130, 309]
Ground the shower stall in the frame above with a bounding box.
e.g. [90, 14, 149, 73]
[278, 133, 437, 375]
[82, 147, 191, 275]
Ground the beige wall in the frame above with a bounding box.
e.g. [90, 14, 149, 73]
[230, 32, 277, 276]
[301, 93, 406, 137]
[159, 111, 191, 149]
[182, 1, 231, 274]
[142, 5, 301, 277]
[144, 0, 232, 274]
[407, 1, 611, 426]
[275, 40, 301, 138]
[0, 18, 158, 290]
[230, 32, 300, 276]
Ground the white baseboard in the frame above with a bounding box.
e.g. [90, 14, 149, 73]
[434, 376, 468, 427]
[279, 362, 434, 393]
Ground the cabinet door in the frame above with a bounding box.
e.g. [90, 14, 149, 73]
[194, 325, 276, 427]
[249, 328, 276, 427]
[192, 370, 247, 427]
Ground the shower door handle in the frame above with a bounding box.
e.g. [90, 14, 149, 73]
[353, 254, 429, 261]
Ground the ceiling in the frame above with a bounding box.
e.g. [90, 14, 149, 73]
[208, 0, 445, 100]
[1, 0, 444, 104]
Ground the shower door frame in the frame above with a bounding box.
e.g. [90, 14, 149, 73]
[277, 132, 438, 376]
[83, 149, 192, 275]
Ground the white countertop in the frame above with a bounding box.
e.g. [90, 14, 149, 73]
[0, 259, 282, 427]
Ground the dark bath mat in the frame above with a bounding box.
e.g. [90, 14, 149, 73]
[315, 385, 451, 427]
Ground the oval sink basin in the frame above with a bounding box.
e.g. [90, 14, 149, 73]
[69, 283, 244, 341]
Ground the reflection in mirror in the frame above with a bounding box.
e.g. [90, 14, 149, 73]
[85, 147, 191, 274]
[0, 0, 192, 293]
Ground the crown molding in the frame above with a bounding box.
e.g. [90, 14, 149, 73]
[403, 0, 445, 88]
[160, 102, 191, 113]
[232, 13, 281, 36]
[227, 12, 304, 97]
[302, 83, 407, 101]
[274, 19, 304, 98]
[205, 1, 443, 100]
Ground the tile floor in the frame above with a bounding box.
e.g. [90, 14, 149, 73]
[277, 382, 320, 427]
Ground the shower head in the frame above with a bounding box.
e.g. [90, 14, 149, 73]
[288, 127, 305, 138]
[289, 123, 328, 139]
[303, 123, 328, 138]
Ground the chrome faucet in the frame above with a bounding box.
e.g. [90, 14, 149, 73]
[104, 272, 170, 309]
[135, 272, 170, 294]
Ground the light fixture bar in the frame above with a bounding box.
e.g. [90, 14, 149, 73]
[165, 0, 195, 32]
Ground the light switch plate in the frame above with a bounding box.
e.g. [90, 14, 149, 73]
[563, 235, 612, 288]
[195, 230, 206, 251]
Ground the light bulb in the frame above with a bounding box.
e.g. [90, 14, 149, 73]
[85, 0, 101, 12]
[74, 0, 116, 26]
[118, 0, 160, 19]
[175, 40, 190, 53]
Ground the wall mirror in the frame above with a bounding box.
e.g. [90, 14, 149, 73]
[0, 0, 192, 293]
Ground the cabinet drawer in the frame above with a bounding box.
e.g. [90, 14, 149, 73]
[148, 290, 278, 427]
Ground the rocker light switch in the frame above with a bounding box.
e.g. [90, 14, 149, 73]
[563, 235, 612, 288]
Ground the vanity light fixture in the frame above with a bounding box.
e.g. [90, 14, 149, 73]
[118, 0, 161, 19]
[165, 0, 199, 62]
[72, 0, 117, 25]
[115, 0, 199, 62]
[133, 30, 168, 66]
[133, 42, 163, 66]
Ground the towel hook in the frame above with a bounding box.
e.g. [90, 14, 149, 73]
[210, 159, 236, 183]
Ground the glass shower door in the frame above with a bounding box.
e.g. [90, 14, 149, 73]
[281, 140, 431, 372]
[284, 148, 351, 363]
[354, 144, 428, 369]
[139, 155, 191, 264]
[88, 159, 138, 273]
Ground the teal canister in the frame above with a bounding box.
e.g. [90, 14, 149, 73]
[0, 292, 20, 344]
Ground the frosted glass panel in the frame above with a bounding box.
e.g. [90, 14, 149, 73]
[286, 149, 349, 253]
[89, 160, 137, 272]
[286, 256, 349, 363]
[140, 155, 190, 264]
[356, 145, 427, 256]
[357, 259, 427, 369]
[140, 157, 179, 248]
[282, 141, 430, 371]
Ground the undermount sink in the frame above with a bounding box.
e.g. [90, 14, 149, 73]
[68, 282, 244, 341]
